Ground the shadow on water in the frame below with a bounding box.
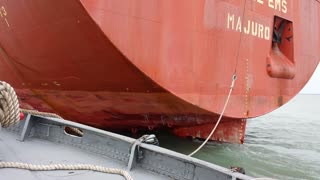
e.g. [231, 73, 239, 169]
[155, 95, 320, 180]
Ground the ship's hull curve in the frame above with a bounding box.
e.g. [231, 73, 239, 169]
[80, 0, 320, 118]
[0, 0, 319, 143]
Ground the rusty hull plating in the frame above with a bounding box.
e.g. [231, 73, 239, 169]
[0, 0, 319, 143]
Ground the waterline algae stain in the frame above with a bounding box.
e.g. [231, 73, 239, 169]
[159, 95, 320, 180]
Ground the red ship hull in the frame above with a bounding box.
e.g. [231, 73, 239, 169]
[0, 0, 319, 143]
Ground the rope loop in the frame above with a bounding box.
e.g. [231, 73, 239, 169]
[0, 81, 83, 136]
[231, 74, 237, 89]
[0, 81, 132, 179]
[0, 81, 20, 128]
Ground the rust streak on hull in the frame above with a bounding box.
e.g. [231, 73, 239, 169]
[0, 0, 319, 143]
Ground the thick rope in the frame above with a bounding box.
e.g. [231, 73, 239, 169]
[20, 109, 83, 136]
[0, 81, 82, 135]
[188, 74, 237, 156]
[0, 81, 20, 128]
[0, 162, 132, 180]
[20, 109, 63, 119]
[0, 81, 131, 179]
[0, 81, 81, 132]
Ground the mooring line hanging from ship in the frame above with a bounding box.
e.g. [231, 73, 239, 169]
[188, 74, 237, 157]
[188, 0, 247, 156]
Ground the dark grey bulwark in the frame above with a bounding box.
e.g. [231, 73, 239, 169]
[0, 115, 253, 180]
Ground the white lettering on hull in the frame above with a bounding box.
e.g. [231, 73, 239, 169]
[227, 13, 271, 41]
[254, 0, 288, 13]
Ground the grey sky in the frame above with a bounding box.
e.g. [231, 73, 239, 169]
[300, 63, 320, 94]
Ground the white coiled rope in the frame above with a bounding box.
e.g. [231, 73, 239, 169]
[0, 81, 83, 135]
[0, 81, 133, 180]
[0, 81, 20, 128]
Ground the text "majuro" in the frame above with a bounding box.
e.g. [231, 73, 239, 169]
[227, 13, 271, 41]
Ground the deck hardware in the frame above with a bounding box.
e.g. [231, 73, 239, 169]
[19, 114, 32, 141]
[128, 134, 159, 171]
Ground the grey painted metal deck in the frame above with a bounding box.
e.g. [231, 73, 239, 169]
[0, 115, 253, 180]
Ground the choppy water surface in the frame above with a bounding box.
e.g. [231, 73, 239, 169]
[158, 95, 320, 180]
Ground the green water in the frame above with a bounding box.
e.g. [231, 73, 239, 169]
[158, 95, 320, 180]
